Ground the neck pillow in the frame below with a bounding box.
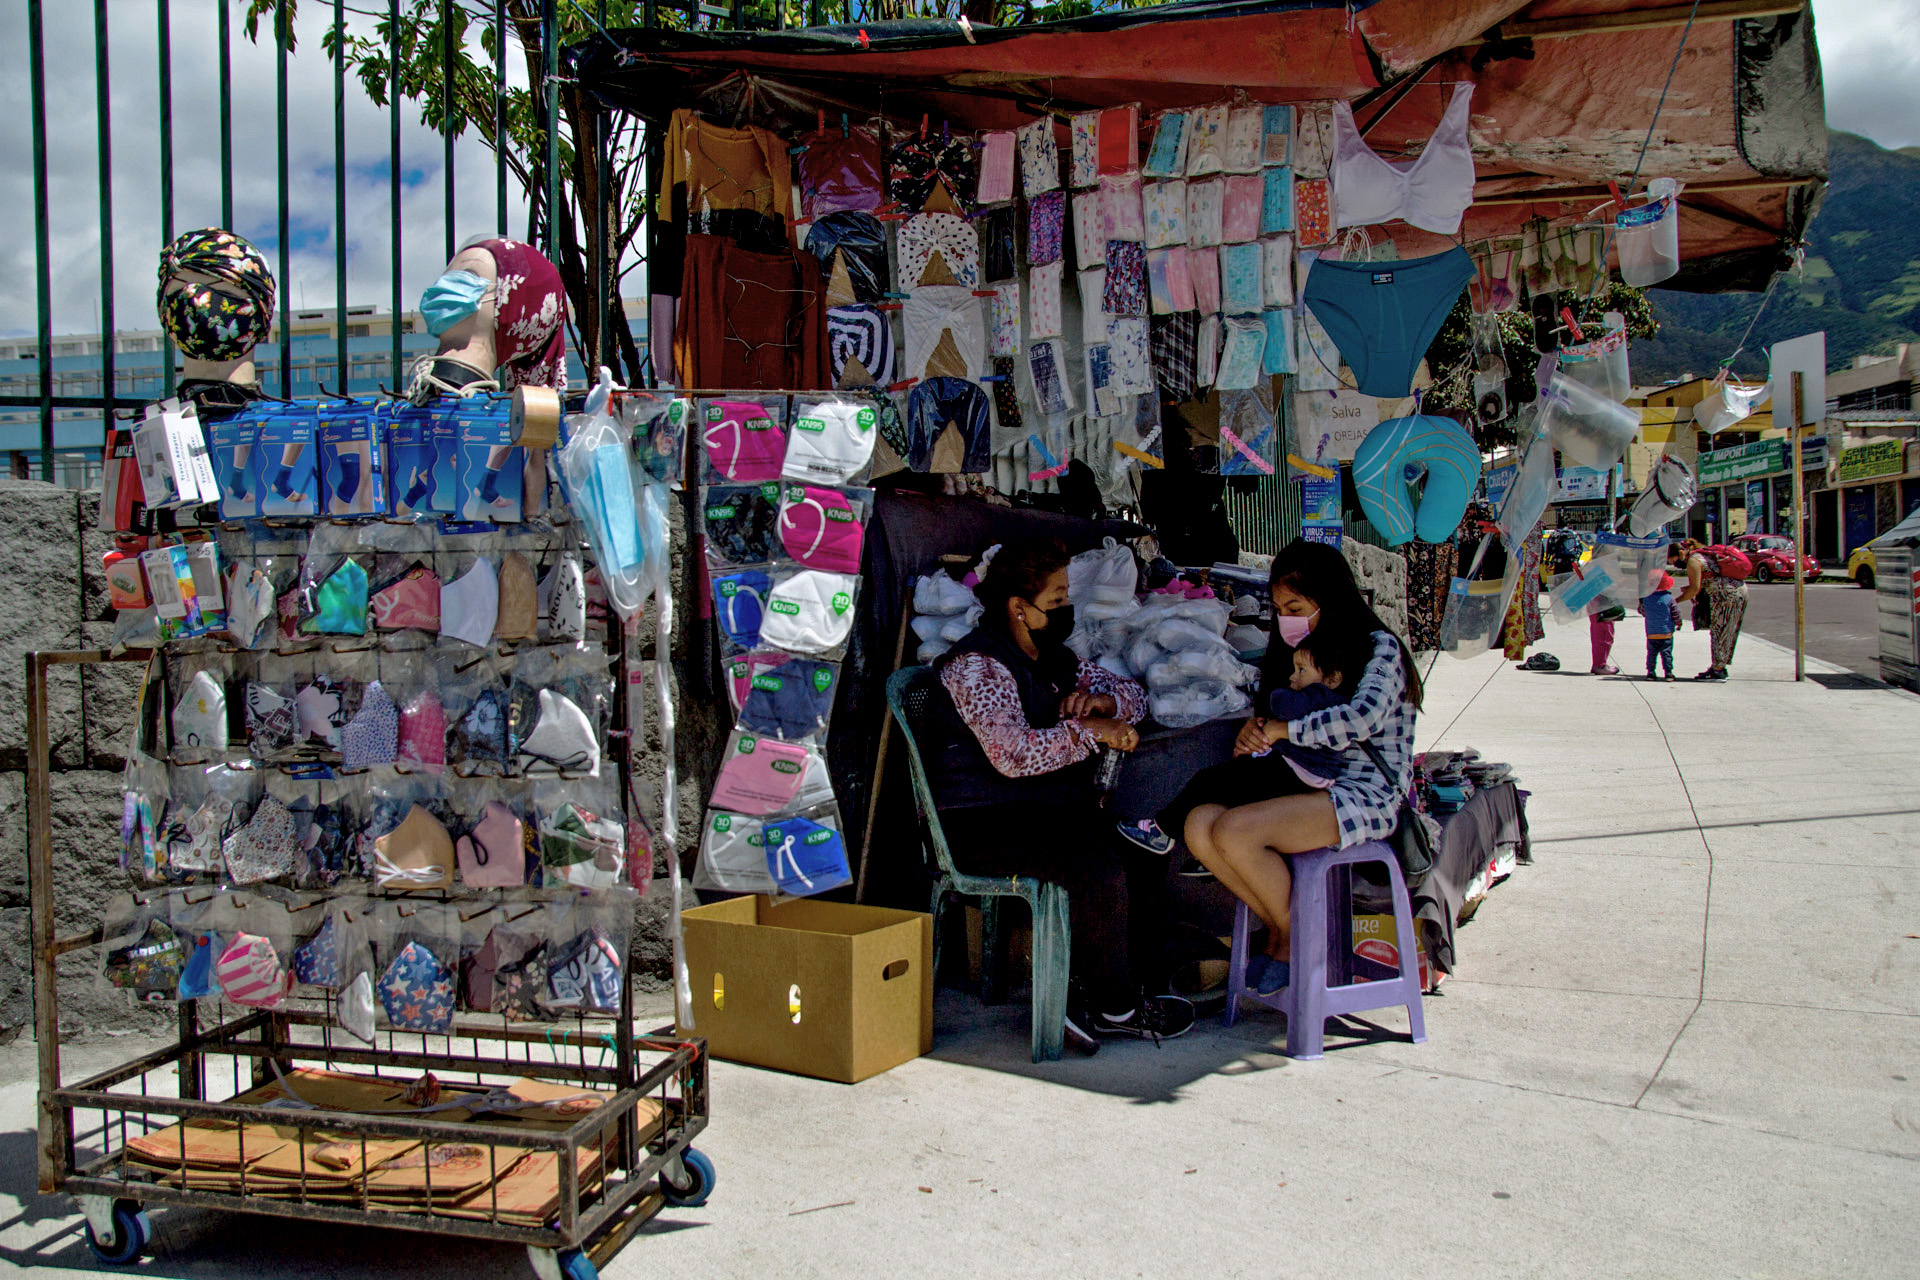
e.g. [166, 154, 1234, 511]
[1350, 414, 1482, 546]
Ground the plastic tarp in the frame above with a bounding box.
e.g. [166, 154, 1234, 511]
[571, 0, 1827, 294]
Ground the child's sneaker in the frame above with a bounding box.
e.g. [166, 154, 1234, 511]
[1115, 818, 1176, 855]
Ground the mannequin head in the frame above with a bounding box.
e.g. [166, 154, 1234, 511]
[156, 229, 276, 385]
[418, 237, 568, 395]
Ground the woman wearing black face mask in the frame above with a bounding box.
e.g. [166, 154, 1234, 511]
[926, 537, 1195, 1048]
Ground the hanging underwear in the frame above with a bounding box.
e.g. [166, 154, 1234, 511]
[902, 287, 986, 384]
[905, 377, 992, 474]
[804, 212, 888, 305]
[890, 132, 977, 214]
[898, 212, 980, 291]
[1300, 247, 1475, 398]
[1330, 82, 1476, 236]
[798, 126, 885, 218]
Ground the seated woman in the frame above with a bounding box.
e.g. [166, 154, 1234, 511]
[1158, 538, 1423, 995]
[925, 537, 1195, 1047]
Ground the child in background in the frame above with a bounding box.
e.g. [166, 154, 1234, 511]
[1640, 572, 1677, 681]
[1260, 628, 1357, 787]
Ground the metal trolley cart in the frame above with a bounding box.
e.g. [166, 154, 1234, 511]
[26, 649, 711, 1280]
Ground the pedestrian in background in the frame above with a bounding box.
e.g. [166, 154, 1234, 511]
[1640, 573, 1676, 681]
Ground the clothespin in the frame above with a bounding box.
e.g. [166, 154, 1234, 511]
[1560, 307, 1585, 343]
[841, 113, 850, 139]
[1287, 453, 1335, 479]
[857, 28, 870, 48]
[817, 108, 825, 135]
[919, 115, 928, 140]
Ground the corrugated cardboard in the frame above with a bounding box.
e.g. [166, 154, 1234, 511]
[680, 896, 932, 1083]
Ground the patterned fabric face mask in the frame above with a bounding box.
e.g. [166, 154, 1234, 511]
[215, 932, 292, 1009]
[378, 940, 456, 1033]
[292, 916, 345, 989]
[340, 680, 400, 771]
[221, 796, 300, 883]
[104, 918, 185, 1001]
[547, 927, 623, 1014]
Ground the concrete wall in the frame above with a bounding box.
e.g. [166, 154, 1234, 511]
[0, 479, 725, 1041]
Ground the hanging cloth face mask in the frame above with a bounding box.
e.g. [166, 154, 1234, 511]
[540, 803, 624, 887]
[246, 682, 299, 757]
[419, 268, 492, 337]
[339, 679, 399, 771]
[494, 552, 538, 642]
[762, 815, 852, 898]
[440, 557, 499, 648]
[462, 923, 539, 1011]
[222, 796, 300, 883]
[300, 559, 369, 636]
[448, 687, 509, 772]
[216, 932, 292, 1009]
[541, 554, 586, 642]
[166, 799, 226, 873]
[295, 676, 352, 750]
[370, 562, 441, 633]
[759, 571, 858, 655]
[291, 915, 346, 988]
[339, 970, 376, 1042]
[712, 569, 772, 649]
[709, 733, 812, 815]
[493, 943, 551, 1022]
[547, 926, 622, 1014]
[517, 688, 601, 775]
[783, 401, 878, 485]
[371, 804, 455, 891]
[397, 689, 447, 772]
[738, 657, 837, 741]
[456, 801, 527, 888]
[172, 670, 229, 753]
[104, 917, 185, 1001]
[777, 485, 866, 574]
[377, 940, 456, 1032]
[225, 567, 278, 648]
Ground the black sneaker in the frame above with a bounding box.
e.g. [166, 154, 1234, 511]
[1175, 856, 1215, 879]
[1061, 1011, 1101, 1056]
[1090, 994, 1196, 1042]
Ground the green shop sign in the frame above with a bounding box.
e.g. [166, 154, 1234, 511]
[1836, 438, 1906, 484]
[1699, 440, 1782, 486]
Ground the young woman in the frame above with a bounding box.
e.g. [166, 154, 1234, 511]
[926, 537, 1195, 1046]
[1153, 539, 1423, 995]
[1670, 538, 1746, 681]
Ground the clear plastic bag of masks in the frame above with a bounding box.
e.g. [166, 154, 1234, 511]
[532, 774, 627, 891]
[772, 483, 872, 577]
[508, 644, 613, 777]
[1438, 558, 1520, 660]
[696, 394, 791, 486]
[612, 390, 692, 488]
[757, 565, 861, 661]
[558, 386, 666, 630]
[729, 650, 841, 747]
[217, 525, 305, 651]
[702, 480, 785, 569]
[166, 650, 236, 764]
[542, 886, 638, 1015]
[783, 395, 881, 487]
[694, 801, 851, 902]
[707, 728, 834, 818]
[294, 522, 374, 639]
[152, 761, 262, 884]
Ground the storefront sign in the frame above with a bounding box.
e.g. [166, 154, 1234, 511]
[1553, 465, 1615, 502]
[1292, 389, 1379, 463]
[1484, 461, 1517, 507]
[1837, 438, 1906, 484]
[1699, 440, 1783, 486]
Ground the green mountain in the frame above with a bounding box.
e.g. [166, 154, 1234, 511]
[1634, 130, 1920, 383]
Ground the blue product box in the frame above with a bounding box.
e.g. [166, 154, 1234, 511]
[386, 402, 446, 518]
[428, 399, 462, 516]
[256, 404, 321, 518]
[318, 401, 385, 517]
[454, 400, 523, 523]
[207, 404, 264, 520]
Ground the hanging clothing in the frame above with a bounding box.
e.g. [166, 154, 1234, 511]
[656, 109, 794, 227]
[1501, 523, 1546, 660]
[890, 131, 978, 215]
[1330, 83, 1476, 235]
[675, 235, 829, 391]
[1403, 537, 1457, 652]
[797, 125, 885, 218]
[475, 238, 569, 392]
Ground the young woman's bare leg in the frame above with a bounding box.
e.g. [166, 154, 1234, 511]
[1184, 804, 1282, 938]
[1209, 793, 1341, 961]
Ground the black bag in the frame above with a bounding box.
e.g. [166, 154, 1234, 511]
[1361, 740, 1437, 881]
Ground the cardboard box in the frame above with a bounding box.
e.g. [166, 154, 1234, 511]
[680, 896, 932, 1084]
[1351, 912, 1438, 992]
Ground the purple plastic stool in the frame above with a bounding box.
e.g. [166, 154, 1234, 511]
[1223, 840, 1428, 1059]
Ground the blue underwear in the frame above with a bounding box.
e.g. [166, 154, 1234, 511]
[905, 377, 992, 473]
[1301, 247, 1474, 398]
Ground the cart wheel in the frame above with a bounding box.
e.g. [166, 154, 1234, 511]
[84, 1202, 150, 1266]
[557, 1248, 599, 1280]
[661, 1147, 716, 1207]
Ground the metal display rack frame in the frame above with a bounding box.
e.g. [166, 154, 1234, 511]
[25, 647, 710, 1280]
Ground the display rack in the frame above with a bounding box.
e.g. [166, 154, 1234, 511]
[25, 647, 710, 1280]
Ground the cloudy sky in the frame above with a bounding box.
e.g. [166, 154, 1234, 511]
[0, 1, 1910, 339]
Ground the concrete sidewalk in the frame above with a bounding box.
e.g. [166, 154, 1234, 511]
[0, 613, 1914, 1277]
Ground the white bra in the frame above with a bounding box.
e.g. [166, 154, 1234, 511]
[1331, 82, 1476, 235]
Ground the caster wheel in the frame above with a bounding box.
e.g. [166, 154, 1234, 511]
[557, 1247, 599, 1280]
[660, 1146, 716, 1207]
[84, 1202, 151, 1265]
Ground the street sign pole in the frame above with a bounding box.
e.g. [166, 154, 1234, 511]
[1791, 371, 1806, 682]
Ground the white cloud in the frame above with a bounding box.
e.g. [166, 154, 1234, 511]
[1811, 0, 1920, 149]
[0, 0, 539, 338]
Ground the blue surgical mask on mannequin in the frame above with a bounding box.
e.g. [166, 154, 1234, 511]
[420, 270, 492, 336]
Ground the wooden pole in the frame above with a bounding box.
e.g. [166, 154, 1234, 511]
[854, 603, 915, 904]
[1791, 371, 1807, 682]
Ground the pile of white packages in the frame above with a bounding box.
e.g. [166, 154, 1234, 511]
[909, 539, 1259, 729]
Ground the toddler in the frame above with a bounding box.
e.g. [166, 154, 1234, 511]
[1640, 572, 1676, 681]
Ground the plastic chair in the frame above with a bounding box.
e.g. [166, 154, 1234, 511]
[1224, 840, 1428, 1060]
[885, 666, 1070, 1063]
